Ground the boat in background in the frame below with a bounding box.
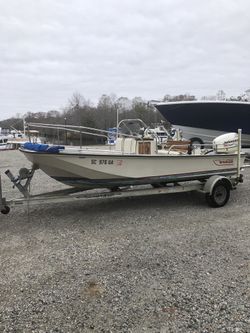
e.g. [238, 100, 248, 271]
[0, 129, 42, 151]
[155, 101, 250, 147]
[0, 135, 9, 150]
[7, 129, 41, 149]
[108, 123, 171, 145]
[0, 117, 42, 151]
[0, 127, 10, 150]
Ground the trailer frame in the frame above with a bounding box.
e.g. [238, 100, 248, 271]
[0, 166, 245, 214]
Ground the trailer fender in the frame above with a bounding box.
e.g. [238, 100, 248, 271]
[203, 175, 232, 195]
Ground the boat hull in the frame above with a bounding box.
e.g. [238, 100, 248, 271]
[20, 149, 245, 189]
[155, 101, 250, 147]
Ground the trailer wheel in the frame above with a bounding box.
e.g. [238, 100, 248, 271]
[205, 180, 230, 207]
[1, 205, 10, 215]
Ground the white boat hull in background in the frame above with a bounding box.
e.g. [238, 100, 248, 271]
[174, 125, 250, 147]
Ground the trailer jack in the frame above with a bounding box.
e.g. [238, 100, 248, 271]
[0, 166, 37, 214]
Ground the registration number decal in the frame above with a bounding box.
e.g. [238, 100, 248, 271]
[91, 159, 114, 165]
[90, 159, 123, 166]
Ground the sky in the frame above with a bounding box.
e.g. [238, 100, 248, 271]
[0, 0, 250, 120]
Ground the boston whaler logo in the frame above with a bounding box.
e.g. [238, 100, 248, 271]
[223, 139, 238, 147]
[213, 158, 234, 166]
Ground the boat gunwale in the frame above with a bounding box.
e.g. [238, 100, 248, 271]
[19, 147, 246, 159]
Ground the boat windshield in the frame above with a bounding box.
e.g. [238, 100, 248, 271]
[118, 119, 147, 137]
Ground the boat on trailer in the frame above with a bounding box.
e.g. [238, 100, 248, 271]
[0, 119, 247, 213]
[155, 100, 250, 148]
[19, 119, 245, 189]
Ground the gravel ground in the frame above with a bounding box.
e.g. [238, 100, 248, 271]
[0, 150, 249, 333]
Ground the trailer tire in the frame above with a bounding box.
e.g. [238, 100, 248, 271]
[1, 205, 10, 215]
[205, 180, 230, 207]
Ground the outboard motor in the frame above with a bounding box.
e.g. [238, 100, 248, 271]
[213, 133, 238, 153]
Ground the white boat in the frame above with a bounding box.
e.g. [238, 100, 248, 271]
[19, 120, 245, 190]
[0, 127, 11, 150]
[7, 129, 42, 149]
[108, 123, 171, 145]
[145, 124, 172, 144]
[0, 129, 42, 151]
[0, 120, 247, 214]
[0, 135, 9, 150]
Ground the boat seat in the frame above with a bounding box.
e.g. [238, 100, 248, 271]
[115, 138, 124, 152]
[162, 140, 191, 153]
[124, 138, 136, 154]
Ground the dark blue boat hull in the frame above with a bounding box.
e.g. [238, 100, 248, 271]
[155, 101, 250, 133]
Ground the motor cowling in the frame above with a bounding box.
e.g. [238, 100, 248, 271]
[213, 133, 238, 153]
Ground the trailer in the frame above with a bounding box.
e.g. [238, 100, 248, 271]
[0, 165, 246, 215]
